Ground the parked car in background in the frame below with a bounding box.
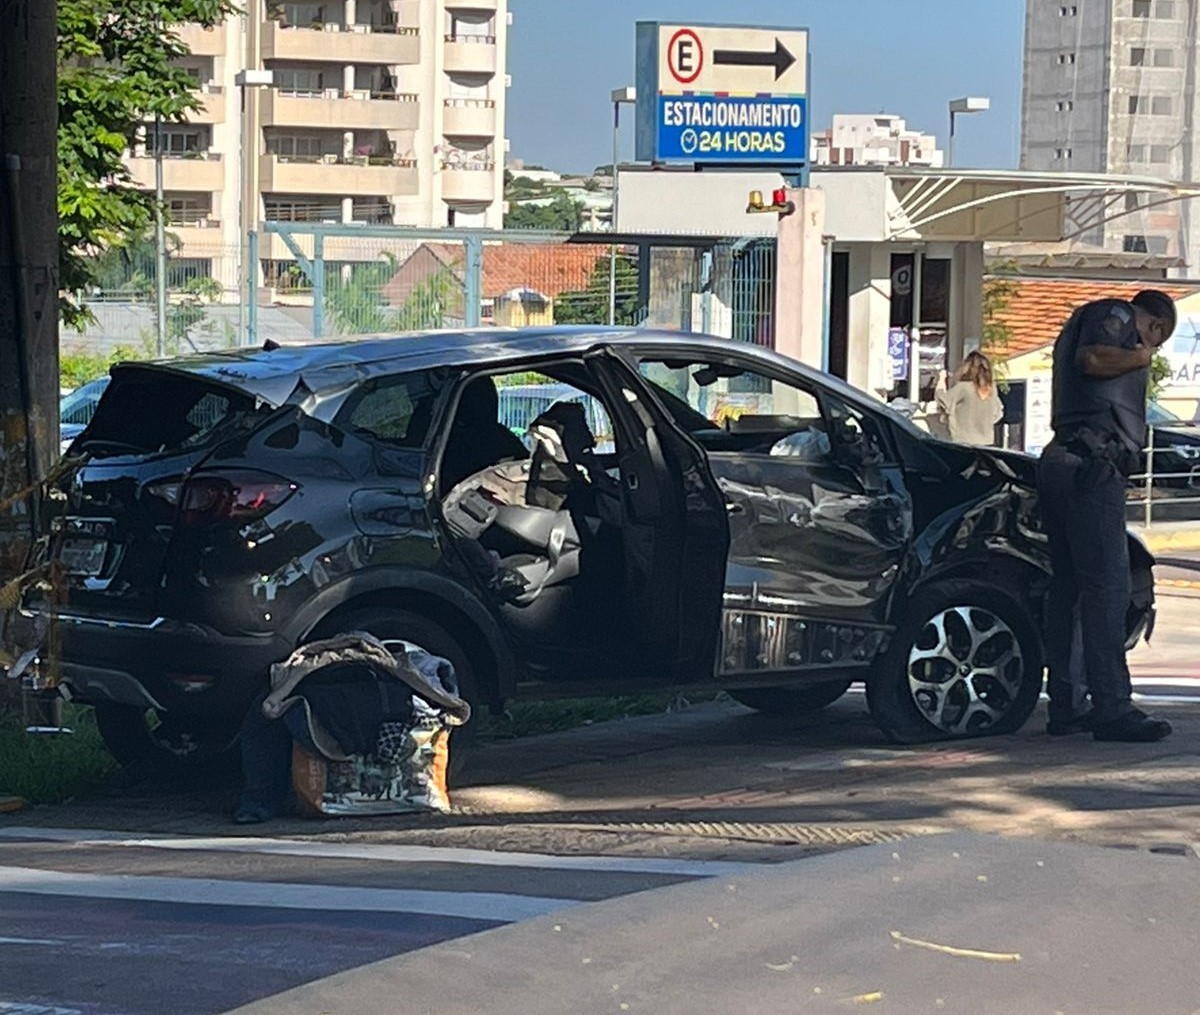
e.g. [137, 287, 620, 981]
[1146, 401, 1200, 487]
[59, 376, 111, 454]
[17, 328, 1155, 770]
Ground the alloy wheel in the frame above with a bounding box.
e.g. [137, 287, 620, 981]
[905, 605, 1024, 735]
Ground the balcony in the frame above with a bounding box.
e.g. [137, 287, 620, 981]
[261, 20, 420, 64]
[167, 219, 225, 251]
[444, 35, 498, 75]
[177, 22, 227, 56]
[190, 87, 226, 124]
[441, 162, 497, 203]
[127, 154, 225, 192]
[443, 98, 496, 138]
[259, 154, 419, 196]
[262, 89, 420, 130]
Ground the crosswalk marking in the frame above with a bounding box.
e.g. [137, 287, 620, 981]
[0, 827, 754, 877]
[0, 865, 577, 923]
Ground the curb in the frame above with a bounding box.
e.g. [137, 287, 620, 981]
[1131, 529, 1200, 554]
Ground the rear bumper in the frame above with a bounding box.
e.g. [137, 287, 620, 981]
[12, 610, 290, 718]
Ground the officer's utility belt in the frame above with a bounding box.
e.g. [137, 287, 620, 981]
[1059, 426, 1140, 486]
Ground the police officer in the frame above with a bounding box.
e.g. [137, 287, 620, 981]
[1039, 290, 1175, 742]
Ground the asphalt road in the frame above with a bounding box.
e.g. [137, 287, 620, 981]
[0, 828, 750, 1015]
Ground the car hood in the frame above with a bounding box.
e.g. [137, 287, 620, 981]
[921, 437, 1038, 488]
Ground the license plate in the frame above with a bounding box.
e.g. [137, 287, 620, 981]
[58, 538, 108, 577]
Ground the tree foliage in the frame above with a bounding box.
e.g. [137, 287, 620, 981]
[504, 193, 585, 232]
[554, 255, 639, 326]
[57, 0, 235, 326]
[325, 256, 462, 334]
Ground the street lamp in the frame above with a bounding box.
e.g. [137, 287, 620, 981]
[608, 86, 637, 327]
[947, 96, 990, 168]
[235, 66, 274, 348]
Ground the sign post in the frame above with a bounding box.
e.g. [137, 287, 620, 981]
[636, 22, 810, 182]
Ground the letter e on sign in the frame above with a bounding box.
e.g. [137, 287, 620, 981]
[668, 28, 704, 84]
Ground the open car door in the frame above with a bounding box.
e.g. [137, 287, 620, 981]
[585, 348, 730, 685]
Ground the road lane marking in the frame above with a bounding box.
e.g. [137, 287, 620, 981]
[0, 865, 577, 922]
[0, 828, 753, 878]
[0, 936, 64, 946]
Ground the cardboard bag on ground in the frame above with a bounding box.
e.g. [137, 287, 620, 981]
[263, 633, 468, 817]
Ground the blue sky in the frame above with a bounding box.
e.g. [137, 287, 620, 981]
[507, 0, 1026, 174]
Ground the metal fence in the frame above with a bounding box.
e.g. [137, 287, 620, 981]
[65, 226, 780, 373]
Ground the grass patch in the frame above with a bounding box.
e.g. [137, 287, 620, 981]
[477, 692, 717, 742]
[0, 703, 116, 805]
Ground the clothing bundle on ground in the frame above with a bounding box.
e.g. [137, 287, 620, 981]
[235, 632, 470, 822]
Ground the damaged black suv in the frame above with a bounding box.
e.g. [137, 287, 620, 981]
[14, 328, 1155, 767]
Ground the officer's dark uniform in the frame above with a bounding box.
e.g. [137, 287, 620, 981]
[1038, 299, 1145, 726]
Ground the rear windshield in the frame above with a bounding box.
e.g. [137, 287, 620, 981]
[81, 369, 262, 456]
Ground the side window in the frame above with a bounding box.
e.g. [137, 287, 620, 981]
[638, 358, 830, 461]
[823, 391, 890, 465]
[339, 371, 442, 448]
[493, 372, 615, 454]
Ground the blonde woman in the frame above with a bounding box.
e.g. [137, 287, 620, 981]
[936, 351, 1004, 446]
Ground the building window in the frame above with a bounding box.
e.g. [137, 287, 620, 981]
[1154, 49, 1176, 67]
[1127, 144, 1148, 162]
[266, 130, 341, 162]
[1152, 96, 1174, 115]
[271, 65, 334, 96]
[1125, 192, 1142, 212]
[1132, 0, 1152, 15]
[1057, 52, 1076, 65]
[1124, 235, 1149, 252]
[165, 193, 212, 225]
[1056, 100, 1074, 112]
[1129, 95, 1145, 113]
[1150, 144, 1172, 162]
[1157, 0, 1177, 16]
[1131, 47, 1147, 66]
[145, 125, 210, 156]
[1059, 3, 1078, 13]
[1055, 147, 1073, 159]
[264, 195, 342, 222]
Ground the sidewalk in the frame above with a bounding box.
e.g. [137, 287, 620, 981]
[1131, 518, 1200, 553]
[9, 692, 1199, 864]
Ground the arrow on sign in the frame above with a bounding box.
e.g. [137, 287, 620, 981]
[713, 38, 797, 81]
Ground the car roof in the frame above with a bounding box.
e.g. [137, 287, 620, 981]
[111, 326, 880, 417]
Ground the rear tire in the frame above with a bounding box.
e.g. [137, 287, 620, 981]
[93, 703, 237, 775]
[309, 606, 481, 773]
[727, 680, 852, 716]
[867, 580, 1043, 745]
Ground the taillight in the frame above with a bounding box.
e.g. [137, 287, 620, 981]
[149, 470, 297, 526]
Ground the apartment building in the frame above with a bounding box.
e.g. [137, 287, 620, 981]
[125, 0, 510, 295]
[1021, 0, 1198, 263]
[810, 114, 944, 168]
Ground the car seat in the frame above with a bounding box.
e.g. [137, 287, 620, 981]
[442, 400, 604, 607]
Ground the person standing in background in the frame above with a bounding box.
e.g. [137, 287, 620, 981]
[936, 351, 1004, 446]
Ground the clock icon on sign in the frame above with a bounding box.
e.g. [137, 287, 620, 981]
[680, 129, 699, 155]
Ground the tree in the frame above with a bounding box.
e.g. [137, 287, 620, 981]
[57, 0, 235, 327]
[325, 256, 402, 335]
[981, 263, 1021, 383]
[504, 193, 585, 232]
[325, 256, 462, 334]
[554, 255, 640, 326]
[166, 276, 222, 354]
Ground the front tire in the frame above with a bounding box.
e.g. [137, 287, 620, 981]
[727, 680, 852, 716]
[867, 580, 1043, 744]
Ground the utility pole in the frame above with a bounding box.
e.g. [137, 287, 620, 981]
[0, 0, 59, 580]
